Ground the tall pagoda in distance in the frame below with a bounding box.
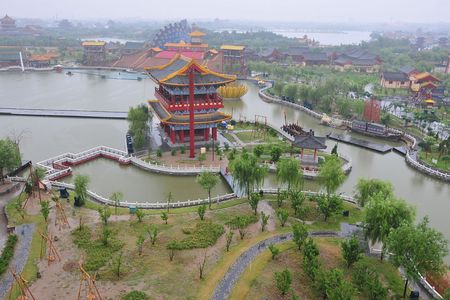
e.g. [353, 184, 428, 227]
[146, 55, 235, 158]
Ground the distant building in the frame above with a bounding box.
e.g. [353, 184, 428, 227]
[0, 14, 16, 32]
[220, 45, 246, 75]
[333, 49, 382, 73]
[121, 41, 146, 55]
[380, 72, 410, 89]
[28, 52, 59, 68]
[82, 41, 106, 65]
[257, 48, 283, 62]
[152, 19, 191, 48]
[0, 46, 24, 68]
[399, 65, 418, 77]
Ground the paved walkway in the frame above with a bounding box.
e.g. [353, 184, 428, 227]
[211, 223, 357, 300]
[0, 185, 22, 250]
[0, 223, 36, 299]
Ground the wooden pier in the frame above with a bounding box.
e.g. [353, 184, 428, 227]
[0, 107, 127, 119]
[327, 132, 392, 153]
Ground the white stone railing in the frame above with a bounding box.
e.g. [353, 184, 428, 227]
[405, 151, 450, 181]
[36, 146, 221, 181]
[49, 180, 235, 209]
[260, 188, 357, 204]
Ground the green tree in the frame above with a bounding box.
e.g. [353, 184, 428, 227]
[74, 174, 90, 207]
[284, 84, 298, 99]
[352, 260, 388, 300]
[276, 189, 288, 208]
[268, 243, 280, 260]
[270, 146, 282, 162]
[249, 192, 261, 215]
[303, 238, 320, 281]
[277, 208, 289, 227]
[354, 178, 394, 207]
[386, 217, 448, 298]
[40, 200, 50, 223]
[198, 153, 207, 165]
[161, 212, 168, 224]
[318, 155, 346, 196]
[196, 171, 219, 209]
[229, 153, 268, 199]
[274, 268, 292, 296]
[225, 230, 234, 252]
[112, 251, 123, 279]
[110, 191, 123, 216]
[146, 226, 158, 245]
[260, 211, 270, 232]
[101, 226, 112, 246]
[136, 234, 145, 256]
[166, 192, 173, 213]
[135, 208, 145, 223]
[289, 190, 305, 217]
[276, 158, 303, 191]
[331, 143, 338, 155]
[253, 145, 264, 158]
[198, 204, 207, 220]
[128, 104, 152, 149]
[316, 194, 343, 221]
[341, 235, 362, 268]
[292, 223, 308, 251]
[98, 205, 111, 225]
[364, 193, 415, 260]
[0, 138, 21, 183]
[316, 268, 354, 300]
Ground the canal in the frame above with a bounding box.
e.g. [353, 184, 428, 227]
[0, 71, 449, 250]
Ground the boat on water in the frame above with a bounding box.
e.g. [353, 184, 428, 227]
[350, 120, 403, 140]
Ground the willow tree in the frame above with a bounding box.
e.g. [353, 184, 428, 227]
[0, 138, 21, 183]
[196, 171, 219, 209]
[318, 155, 346, 196]
[364, 193, 415, 260]
[354, 178, 394, 207]
[276, 157, 303, 191]
[387, 217, 448, 298]
[229, 152, 268, 199]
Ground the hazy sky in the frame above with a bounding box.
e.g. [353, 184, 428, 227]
[2, 0, 450, 23]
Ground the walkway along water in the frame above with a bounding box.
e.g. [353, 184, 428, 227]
[0, 107, 128, 120]
[258, 84, 450, 182]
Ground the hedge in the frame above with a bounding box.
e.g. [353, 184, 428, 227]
[0, 234, 18, 275]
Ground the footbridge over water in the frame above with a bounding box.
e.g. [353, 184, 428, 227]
[0, 107, 128, 119]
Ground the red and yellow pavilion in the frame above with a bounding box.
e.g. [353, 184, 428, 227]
[146, 55, 235, 157]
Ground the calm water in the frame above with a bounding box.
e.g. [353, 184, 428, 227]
[271, 30, 372, 45]
[0, 72, 449, 250]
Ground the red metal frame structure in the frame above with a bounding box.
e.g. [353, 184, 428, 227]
[146, 55, 236, 157]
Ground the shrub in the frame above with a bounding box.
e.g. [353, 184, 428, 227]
[156, 149, 162, 157]
[0, 234, 18, 276]
[352, 260, 388, 300]
[72, 226, 123, 271]
[171, 149, 176, 156]
[224, 142, 230, 151]
[180, 145, 186, 154]
[225, 214, 258, 229]
[274, 268, 292, 296]
[122, 290, 149, 300]
[169, 221, 224, 250]
[197, 204, 207, 220]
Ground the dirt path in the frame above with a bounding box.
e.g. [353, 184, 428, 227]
[257, 200, 276, 231]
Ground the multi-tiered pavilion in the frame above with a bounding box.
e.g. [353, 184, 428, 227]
[146, 55, 235, 157]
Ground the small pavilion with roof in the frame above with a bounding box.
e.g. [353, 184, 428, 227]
[292, 130, 327, 162]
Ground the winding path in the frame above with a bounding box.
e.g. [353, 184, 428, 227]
[211, 224, 355, 300]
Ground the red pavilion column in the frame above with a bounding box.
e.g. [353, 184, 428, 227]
[301, 148, 304, 159]
[204, 128, 210, 141]
[180, 130, 185, 143]
[188, 68, 196, 158]
[313, 149, 317, 161]
[170, 128, 176, 144]
[212, 127, 217, 141]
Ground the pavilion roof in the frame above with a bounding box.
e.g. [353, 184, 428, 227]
[82, 41, 106, 47]
[382, 71, 409, 82]
[189, 30, 206, 37]
[145, 54, 236, 86]
[220, 45, 245, 51]
[164, 42, 209, 48]
[292, 134, 327, 150]
[413, 72, 441, 82]
[1, 14, 14, 22]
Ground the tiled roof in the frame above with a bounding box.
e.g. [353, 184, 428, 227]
[82, 41, 106, 46]
[399, 65, 416, 75]
[292, 134, 327, 150]
[189, 30, 206, 37]
[382, 72, 409, 81]
[155, 50, 204, 60]
[220, 45, 245, 51]
[123, 41, 145, 50]
[148, 100, 231, 125]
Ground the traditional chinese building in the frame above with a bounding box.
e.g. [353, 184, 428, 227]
[0, 15, 16, 32]
[220, 45, 246, 75]
[146, 55, 235, 157]
[82, 41, 106, 65]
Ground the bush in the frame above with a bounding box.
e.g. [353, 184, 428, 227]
[168, 221, 224, 250]
[225, 214, 258, 229]
[180, 145, 186, 154]
[156, 149, 162, 157]
[122, 290, 149, 300]
[72, 226, 123, 271]
[171, 149, 176, 156]
[0, 234, 18, 276]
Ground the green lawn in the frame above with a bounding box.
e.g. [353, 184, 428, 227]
[418, 150, 450, 171]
